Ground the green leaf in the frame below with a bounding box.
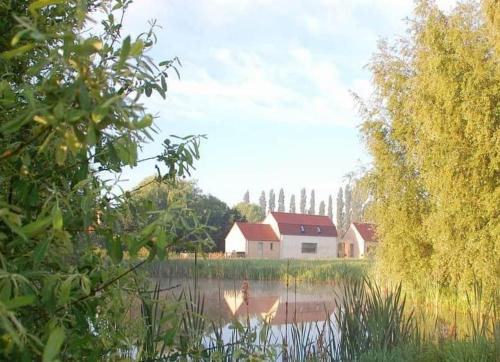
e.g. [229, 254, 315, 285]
[4, 295, 36, 310]
[52, 205, 63, 231]
[22, 216, 52, 237]
[33, 238, 51, 264]
[86, 123, 97, 146]
[42, 327, 65, 362]
[29, 0, 64, 16]
[1, 44, 35, 59]
[109, 238, 123, 263]
[78, 84, 90, 110]
[118, 36, 131, 68]
[129, 40, 144, 57]
[134, 114, 153, 129]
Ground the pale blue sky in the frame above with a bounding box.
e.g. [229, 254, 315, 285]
[111, 0, 455, 208]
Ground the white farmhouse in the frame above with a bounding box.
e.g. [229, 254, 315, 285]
[225, 212, 338, 259]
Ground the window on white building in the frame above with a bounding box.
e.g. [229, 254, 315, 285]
[301, 243, 317, 254]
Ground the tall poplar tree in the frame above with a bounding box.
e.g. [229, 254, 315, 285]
[336, 187, 345, 233]
[319, 201, 326, 216]
[308, 189, 316, 215]
[278, 188, 285, 212]
[344, 184, 352, 227]
[243, 190, 250, 203]
[300, 188, 307, 213]
[360, 0, 499, 293]
[289, 194, 296, 213]
[259, 191, 267, 217]
[268, 189, 276, 212]
[328, 195, 333, 220]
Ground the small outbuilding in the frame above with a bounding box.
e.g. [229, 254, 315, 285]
[341, 222, 378, 258]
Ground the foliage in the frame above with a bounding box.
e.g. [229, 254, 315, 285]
[308, 189, 316, 215]
[234, 202, 263, 223]
[336, 187, 345, 233]
[129, 177, 244, 251]
[327, 195, 333, 220]
[300, 187, 307, 214]
[0, 0, 205, 359]
[268, 188, 275, 213]
[243, 190, 250, 203]
[289, 193, 296, 213]
[318, 200, 326, 216]
[334, 279, 417, 361]
[277, 188, 285, 212]
[344, 184, 352, 227]
[259, 191, 266, 218]
[358, 0, 499, 294]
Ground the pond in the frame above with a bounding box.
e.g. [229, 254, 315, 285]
[155, 277, 342, 344]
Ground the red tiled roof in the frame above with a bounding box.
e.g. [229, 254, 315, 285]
[236, 222, 279, 241]
[353, 222, 377, 242]
[271, 212, 333, 226]
[271, 212, 337, 237]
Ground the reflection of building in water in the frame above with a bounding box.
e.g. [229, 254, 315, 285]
[223, 290, 332, 325]
[224, 291, 280, 323]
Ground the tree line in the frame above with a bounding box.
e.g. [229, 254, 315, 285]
[241, 182, 370, 234]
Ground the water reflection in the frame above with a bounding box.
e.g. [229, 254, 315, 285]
[157, 278, 338, 326]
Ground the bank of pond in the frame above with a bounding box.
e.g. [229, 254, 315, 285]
[148, 258, 370, 282]
[135, 258, 499, 361]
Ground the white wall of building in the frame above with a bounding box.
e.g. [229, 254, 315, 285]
[353, 227, 366, 257]
[225, 224, 247, 254]
[263, 213, 280, 238]
[279, 235, 337, 259]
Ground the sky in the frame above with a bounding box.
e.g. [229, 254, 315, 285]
[105, 0, 456, 208]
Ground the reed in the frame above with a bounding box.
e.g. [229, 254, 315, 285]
[133, 277, 499, 361]
[148, 258, 369, 282]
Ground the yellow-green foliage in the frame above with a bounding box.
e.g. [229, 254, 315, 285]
[359, 0, 499, 293]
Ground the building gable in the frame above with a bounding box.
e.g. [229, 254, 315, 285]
[353, 222, 377, 242]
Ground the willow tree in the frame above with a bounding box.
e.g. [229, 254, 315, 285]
[360, 0, 499, 293]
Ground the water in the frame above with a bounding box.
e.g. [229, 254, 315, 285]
[155, 277, 341, 345]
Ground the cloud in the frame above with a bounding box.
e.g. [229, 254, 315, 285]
[154, 46, 364, 128]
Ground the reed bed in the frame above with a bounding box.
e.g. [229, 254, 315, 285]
[147, 258, 370, 282]
[131, 277, 499, 361]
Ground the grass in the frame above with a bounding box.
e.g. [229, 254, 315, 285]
[147, 258, 370, 282]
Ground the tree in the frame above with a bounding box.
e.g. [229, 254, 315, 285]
[336, 187, 345, 233]
[300, 188, 307, 213]
[259, 191, 267, 217]
[243, 190, 250, 203]
[319, 201, 326, 216]
[308, 189, 316, 215]
[328, 195, 333, 220]
[235, 202, 264, 223]
[0, 1, 206, 359]
[268, 189, 276, 212]
[359, 0, 499, 293]
[346, 173, 371, 222]
[344, 184, 352, 228]
[191, 194, 244, 251]
[278, 188, 285, 212]
[289, 194, 296, 213]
